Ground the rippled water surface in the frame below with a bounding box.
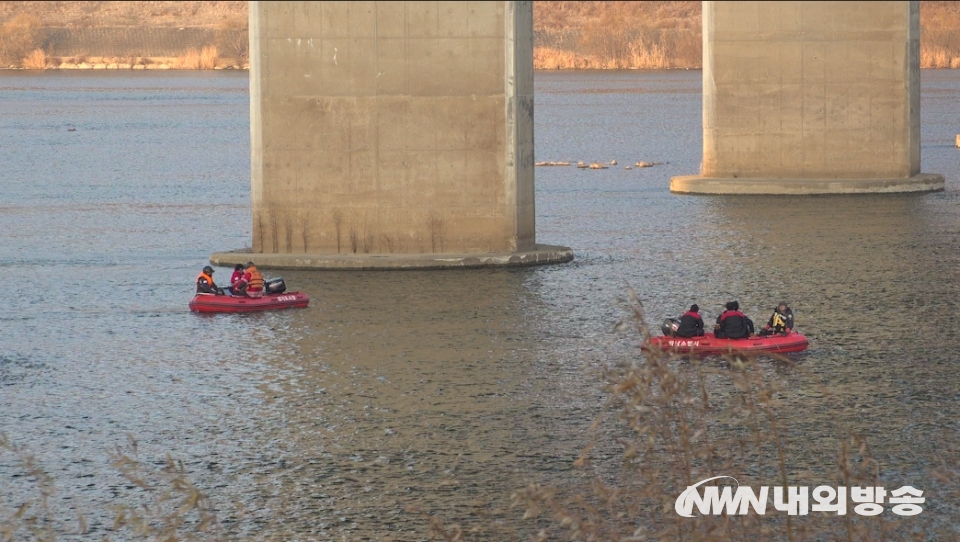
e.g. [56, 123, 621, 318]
[2, 70, 960, 539]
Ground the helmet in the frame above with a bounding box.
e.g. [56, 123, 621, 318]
[203, 266, 214, 274]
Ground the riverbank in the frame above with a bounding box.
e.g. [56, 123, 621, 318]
[2, 1, 960, 70]
[0, 2, 248, 69]
[533, 1, 960, 70]
[13, 53, 248, 70]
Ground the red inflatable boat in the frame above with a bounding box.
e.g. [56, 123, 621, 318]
[188, 292, 310, 314]
[644, 331, 808, 356]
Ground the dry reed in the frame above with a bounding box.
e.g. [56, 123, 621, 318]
[2, 1, 960, 70]
[0, 434, 55, 541]
[175, 48, 201, 70]
[534, 1, 701, 69]
[171, 46, 219, 70]
[534, 1, 960, 70]
[535, 19, 701, 69]
[429, 287, 959, 540]
[108, 437, 219, 539]
[0, 13, 40, 67]
[169, 45, 219, 69]
[216, 16, 249, 63]
[199, 45, 219, 69]
[1, 434, 219, 541]
[21, 48, 47, 70]
[921, 1, 960, 68]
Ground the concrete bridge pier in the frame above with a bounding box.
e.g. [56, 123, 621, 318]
[213, 1, 571, 270]
[671, 0, 944, 194]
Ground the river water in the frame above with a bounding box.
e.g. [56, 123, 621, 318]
[2, 70, 960, 539]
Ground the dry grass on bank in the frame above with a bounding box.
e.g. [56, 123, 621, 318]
[534, 1, 701, 69]
[921, 1, 960, 68]
[4, 1, 960, 70]
[535, 33, 696, 70]
[47, 53, 246, 70]
[173, 45, 218, 70]
[534, 0, 960, 70]
[0, 1, 248, 29]
[216, 16, 248, 63]
[20, 47, 46, 69]
[0, 13, 39, 67]
[534, 1, 701, 34]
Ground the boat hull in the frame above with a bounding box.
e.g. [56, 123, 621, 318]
[645, 331, 808, 356]
[189, 292, 310, 313]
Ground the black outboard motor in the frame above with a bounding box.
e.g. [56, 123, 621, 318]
[660, 318, 680, 337]
[265, 277, 286, 294]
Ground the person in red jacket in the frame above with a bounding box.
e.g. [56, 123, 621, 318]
[675, 304, 705, 337]
[228, 264, 245, 295]
[714, 300, 754, 339]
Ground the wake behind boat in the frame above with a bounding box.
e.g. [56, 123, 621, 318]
[644, 331, 808, 356]
[189, 291, 310, 313]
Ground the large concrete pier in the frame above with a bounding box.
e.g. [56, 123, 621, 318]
[672, 1, 944, 194]
[221, 1, 571, 269]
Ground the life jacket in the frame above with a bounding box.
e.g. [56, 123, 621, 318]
[771, 312, 787, 330]
[245, 265, 264, 292]
[196, 272, 215, 293]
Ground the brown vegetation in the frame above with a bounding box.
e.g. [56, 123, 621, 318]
[534, 1, 701, 69]
[216, 15, 248, 63]
[920, 1, 960, 68]
[429, 289, 960, 541]
[1, 434, 218, 540]
[0, 13, 40, 67]
[0, 1, 247, 29]
[2, 1, 960, 70]
[534, 1, 960, 70]
[173, 45, 218, 70]
[21, 48, 47, 69]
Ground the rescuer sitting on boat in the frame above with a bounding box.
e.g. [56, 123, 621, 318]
[234, 261, 265, 297]
[760, 302, 794, 336]
[714, 301, 754, 339]
[196, 266, 224, 295]
[675, 304, 705, 337]
[228, 263, 245, 294]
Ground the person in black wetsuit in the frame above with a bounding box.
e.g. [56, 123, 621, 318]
[675, 304, 705, 338]
[714, 300, 754, 339]
[196, 266, 224, 295]
[760, 302, 794, 336]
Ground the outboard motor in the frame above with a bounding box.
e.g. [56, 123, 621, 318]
[660, 318, 680, 337]
[264, 277, 286, 294]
